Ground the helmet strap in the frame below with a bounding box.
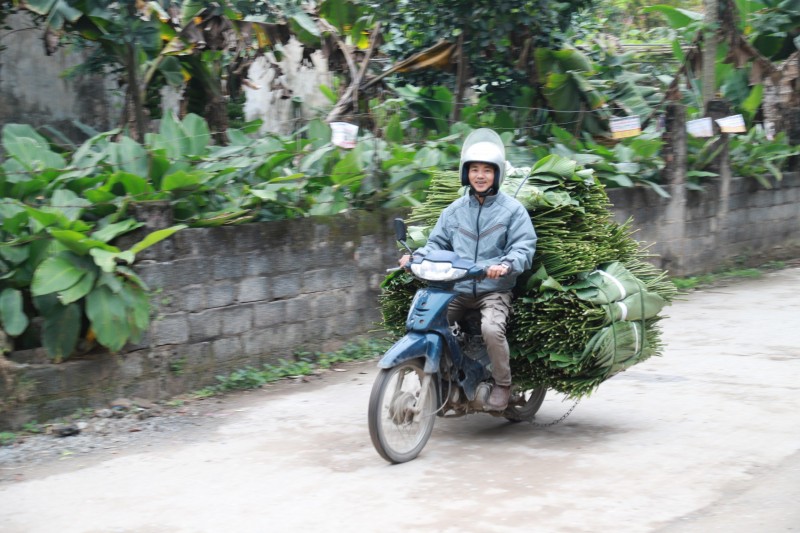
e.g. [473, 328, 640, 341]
[470, 185, 496, 198]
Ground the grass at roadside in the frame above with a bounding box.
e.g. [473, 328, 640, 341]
[670, 260, 788, 292]
[191, 336, 392, 399]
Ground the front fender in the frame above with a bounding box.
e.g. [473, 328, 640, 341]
[377, 332, 443, 374]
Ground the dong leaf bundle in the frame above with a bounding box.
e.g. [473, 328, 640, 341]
[379, 156, 677, 397]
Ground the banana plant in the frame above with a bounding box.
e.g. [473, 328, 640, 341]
[0, 192, 184, 361]
[0, 120, 197, 360]
[728, 128, 800, 187]
[534, 46, 609, 134]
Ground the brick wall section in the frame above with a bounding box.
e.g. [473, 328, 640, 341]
[2, 175, 800, 429]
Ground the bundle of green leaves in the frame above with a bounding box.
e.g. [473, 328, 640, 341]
[379, 156, 677, 397]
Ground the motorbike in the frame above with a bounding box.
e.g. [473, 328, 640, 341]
[368, 219, 547, 464]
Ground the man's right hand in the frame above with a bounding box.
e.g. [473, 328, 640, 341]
[398, 254, 411, 268]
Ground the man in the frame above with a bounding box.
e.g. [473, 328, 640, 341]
[399, 128, 537, 411]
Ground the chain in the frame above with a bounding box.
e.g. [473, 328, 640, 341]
[529, 398, 581, 428]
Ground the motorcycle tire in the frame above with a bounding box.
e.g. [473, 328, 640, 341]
[368, 359, 437, 464]
[504, 386, 547, 423]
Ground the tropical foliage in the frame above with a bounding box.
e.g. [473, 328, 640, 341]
[0, 122, 191, 360]
[373, 0, 592, 101]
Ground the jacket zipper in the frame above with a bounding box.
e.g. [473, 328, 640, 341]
[473, 201, 483, 298]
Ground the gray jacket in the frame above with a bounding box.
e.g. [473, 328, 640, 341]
[415, 190, 537, 296]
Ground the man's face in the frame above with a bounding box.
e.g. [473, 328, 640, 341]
[468, 162, 495, 193]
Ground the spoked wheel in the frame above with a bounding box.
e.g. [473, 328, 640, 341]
[368, 359, 437, 464]
[504, 386, 547, 422]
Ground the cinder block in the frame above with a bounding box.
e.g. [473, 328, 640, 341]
[355, 236, 385, 270]
[274, 322, 304, 353]
[122, 378, 163, 401]
[176, 257, 214, 285]
[238, 277, 270, 303]
[212, 254, 244, 280]
[241, 330, 273, 357]
[178, 342, 214, 370]
[302, 269, 330, 293]
[206, 280, 237, 308]
[313, 290, 347, 318]
[26, 366, 63, 398]
[219, 305, 254, 336]
[270, 250, 305, 274]
[308, 241, 337, 268]
[176, 230, 208, 256]
[134, 261, 165, 290]
[254, 300, 286, 327]
[152, 313, 189, 346]
[333, 310, 361, 336]
[271, 274, 301, 299]
[200, 227, 237, 256]
[212, 336, 243, 364]
[244, 253, 271, 276]
[117, 353, 145, 380]
[231, 224, 264, 254]
[183, 285, 207, 312]
[329, 268, 355, 289]
[188, 309, 223, 342]
[285, 295, 312, 322]
[39, 397, 87, 418]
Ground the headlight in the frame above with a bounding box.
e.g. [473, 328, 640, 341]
[411, 260, 467, 281]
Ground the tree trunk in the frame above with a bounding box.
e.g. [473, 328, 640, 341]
[453, 32, 467, 123]
[126, 42, 147, 143]
[125, 0, 146, 142]
[206, 94, 229, 146]
[702, 0, 718, 110]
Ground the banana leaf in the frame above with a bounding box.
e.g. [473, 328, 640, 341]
[573, 262, 646, 304]
[601, 291, 667, 324]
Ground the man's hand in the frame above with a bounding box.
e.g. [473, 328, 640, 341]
[486, 264, 510, 279]
[398, 254, 411, 268]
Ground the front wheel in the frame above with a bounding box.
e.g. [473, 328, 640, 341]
[368, 359, 437, 464]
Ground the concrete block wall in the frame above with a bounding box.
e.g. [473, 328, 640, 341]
[607, 171, 800, 276]
[135, 215, 393, 362]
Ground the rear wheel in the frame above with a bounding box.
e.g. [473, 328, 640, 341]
[368, 359, 437, 463]
[504, 386, 547, 422]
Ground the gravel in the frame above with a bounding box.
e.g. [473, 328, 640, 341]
[0, 394, 235, 481]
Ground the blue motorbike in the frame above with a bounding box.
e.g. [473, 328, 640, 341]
[368, 220, 547, 463]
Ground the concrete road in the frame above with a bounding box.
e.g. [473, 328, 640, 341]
[1, 267, 799, 532]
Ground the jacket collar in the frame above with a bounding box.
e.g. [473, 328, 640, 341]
[468, 190, 501, 207]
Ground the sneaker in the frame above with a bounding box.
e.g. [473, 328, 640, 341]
[486, 385, 510, 411]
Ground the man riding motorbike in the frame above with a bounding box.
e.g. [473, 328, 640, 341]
[399, 128, 537, 411]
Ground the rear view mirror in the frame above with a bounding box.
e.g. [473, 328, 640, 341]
[393, 218, 407, 243]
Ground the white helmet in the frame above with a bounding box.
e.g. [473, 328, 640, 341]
[460, 128, 506, 190]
